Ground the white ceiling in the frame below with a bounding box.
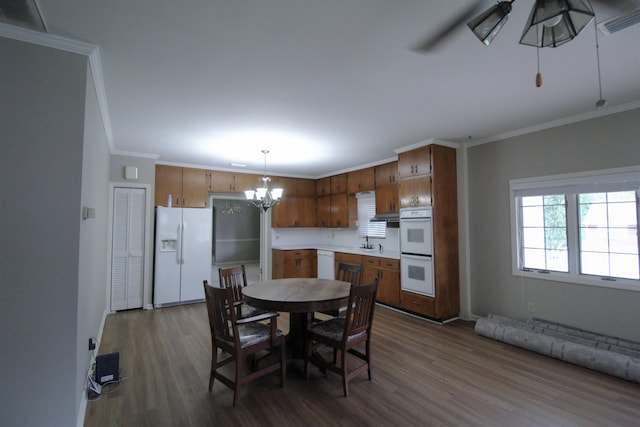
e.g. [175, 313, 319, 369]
[27, 1, 640, 177]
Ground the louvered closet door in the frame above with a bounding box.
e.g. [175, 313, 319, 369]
[111, 187, 146, 310]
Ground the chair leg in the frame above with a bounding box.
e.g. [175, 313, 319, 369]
[341, 349, 349, 397]
[304, 336, 311, 379]
[366, 340, 372, 381]
[233, 353, 242, 407]
[280, 336, 286, 387]
[209, 347, 218, 391]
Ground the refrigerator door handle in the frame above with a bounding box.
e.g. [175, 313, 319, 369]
[177, 223, 183, 264]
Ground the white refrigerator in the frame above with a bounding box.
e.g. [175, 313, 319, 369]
[154, 207, 212, 307]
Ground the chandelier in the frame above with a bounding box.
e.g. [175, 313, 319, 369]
[244, 150, 283, 211]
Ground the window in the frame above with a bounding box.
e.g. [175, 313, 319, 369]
[356, 192, 385, 238]
[511, 167, 640, 291]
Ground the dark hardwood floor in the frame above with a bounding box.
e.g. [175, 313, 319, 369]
[85, 303, 640, 426]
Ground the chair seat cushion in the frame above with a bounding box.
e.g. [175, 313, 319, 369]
[239, 303, 271, 319]
[237, 323, 284, 348]
[308, 318, 366, 342]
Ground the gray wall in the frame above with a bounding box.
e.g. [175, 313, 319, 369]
[0, 37, 87, 426]
[0, 36, 111, 426]
[467, 108, 640, 342]
[110, 154, 156, 185]
[76, 65, 111, 421]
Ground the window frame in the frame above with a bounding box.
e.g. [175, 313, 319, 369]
[510, 166, 640, 292]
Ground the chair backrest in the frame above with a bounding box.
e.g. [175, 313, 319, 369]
[343, 279, 378, 341]
[336, 262, 364, 286]
[218, 265, 247, 303]
[203, 281, 239, 346]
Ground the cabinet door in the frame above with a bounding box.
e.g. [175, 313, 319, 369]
[331, 193, 348, 228]
[234, 173, 261, 194]
[316, 177, 331, 196]
[331, 174, 347, 194]
[182, 168, 208, 208]
[375, 185, 398, 214]
[272, 196, 316, 228]
[317, 195, 332, 227]
[399, 176, 432, 208]
[375, 162, 398, 187]
[398, 146, 431, 178]
[347, 168, 375, 194]
[209, 171, 235, 192]
[377, 266, 400, 306]
[155, 165, 183, 207]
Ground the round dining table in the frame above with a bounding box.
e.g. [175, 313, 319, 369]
[243, 278, 350, 359]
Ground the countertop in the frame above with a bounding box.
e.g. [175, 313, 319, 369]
[271, 244, 400, 260]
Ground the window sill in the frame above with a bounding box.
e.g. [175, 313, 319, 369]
[512, 268, 640, 292]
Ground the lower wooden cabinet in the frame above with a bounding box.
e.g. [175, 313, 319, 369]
[272, 249, 316, 279]
[400, 291, 435, 317]
[363, 256, 400, 306]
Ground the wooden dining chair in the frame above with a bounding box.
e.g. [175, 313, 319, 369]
[315, 262, 364, 321]
[217, 265, 271, 319]
[203, 282, 286, 407]
[304, 279, 379, 397]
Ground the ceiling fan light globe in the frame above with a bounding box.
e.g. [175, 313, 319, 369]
[520, 0, 594, 48]
[467, 2, 512, 46]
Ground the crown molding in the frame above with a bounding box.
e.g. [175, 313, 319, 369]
[0, 23, 114, 152]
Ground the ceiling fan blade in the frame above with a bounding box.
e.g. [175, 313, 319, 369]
[410, 1, 488, 53]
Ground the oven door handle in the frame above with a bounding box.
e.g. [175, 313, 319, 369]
[401, 253, 432, 260]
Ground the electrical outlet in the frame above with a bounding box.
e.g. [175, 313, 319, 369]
[527, 302, 535, 313]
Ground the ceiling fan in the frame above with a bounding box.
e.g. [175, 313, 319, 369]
[411, 0, 638, 52]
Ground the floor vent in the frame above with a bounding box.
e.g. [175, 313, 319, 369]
[598, 5, 640, 36]
[0, 0, 47, 32]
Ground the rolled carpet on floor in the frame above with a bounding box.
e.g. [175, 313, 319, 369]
[474, 314, 640, 384]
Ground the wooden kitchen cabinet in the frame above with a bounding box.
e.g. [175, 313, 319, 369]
[155, 165, 208, 208]
[271, 196, 316, 228]
[272, 249, 316, 279]
[375, 184, 399, 214]
[398, 146, 431, 178]
[273, 177, 316, 197]
[399, 176, 432, 208]
[335, 252, 363, 272]
[209, 170, 260, 193]
[397, 143, 459, 321]
[317, 188, 348, 228]
[374, 161, 398, 187]
[316, 177, 331, 196]
[331, 174, 347, 194]
[363, 256, 400, 306]
[347, 167, 375, 194]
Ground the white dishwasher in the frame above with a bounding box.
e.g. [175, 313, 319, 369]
[317, 250, 335, 279]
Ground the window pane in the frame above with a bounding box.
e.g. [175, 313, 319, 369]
[579, 191, 639, 280]
[523, 227, 545, 248]
[581, 251, 611, 276]
[523, 248, 546, 269]
[610, 253, 639, 280]
[520, 194, 568, 272]
[522, 206, 544, 227]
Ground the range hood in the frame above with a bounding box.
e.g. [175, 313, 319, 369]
[370, 213, 400, 225]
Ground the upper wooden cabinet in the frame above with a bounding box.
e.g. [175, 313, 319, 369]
[209, 171, 260, 193]
[331, 174, 347, 194]
[155, 165, 208, 208]
[398, 146, 431, 178]
[376, 184, 399, 214]
[271, 196, 317, 228]
[273, 177, 316, 197]
[347, 168, 375, 194]
[374, 161, 398, 187]
[399, 176, 432, 209]
[316, 177, 331, 196]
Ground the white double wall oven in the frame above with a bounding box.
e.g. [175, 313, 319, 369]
[400, 208, 435, 297]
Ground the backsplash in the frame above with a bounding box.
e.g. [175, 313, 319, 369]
[271, 227, 399, 253]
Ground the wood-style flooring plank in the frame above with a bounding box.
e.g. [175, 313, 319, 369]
[84, 303, 640, 426]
